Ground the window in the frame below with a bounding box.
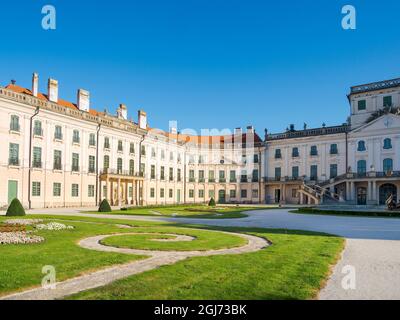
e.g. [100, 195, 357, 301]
[208, 170, 215, 182]
[189, 170, 195, 182]
[33, 147, 42, 168]
[89, 133, 96, 146]
[383, 95, 392, 107]
[88, 185, 95, 197]
[189, 155, 195, 164]
[72, 130, 80, 143]
[117, 140, 123, 152]
[177, 169, 182, 182]
[292, 166, 299, 179]
[34, 120, 42, 136]
[252, 189, 259, 198]
[209, 190, 215, 198]
[189, 189, 194, 198]
[160, 166, 165, 180]
[169, 189, 173, 198]
[230, 170, 236, 182]
[9, 143, 19, 166]
[129, 160, 135, 176]
[291, 189, 298, 198]
[330, 164, 338, 179]
[252, 169, 259, 182]
[253, 154, 259, 163]
[330, 144, 338, 155]
[32, 182, 41, 196]
[383, 158, 393, 173]
[141, 145, 146, 156]
[275, 167, 281, 180]
[357, 141, 366, 152]
[140, 163, 145, 175]
[71, 184, 79, 197]
[161, 150, 165, 160]
[53, 150, 62, 170]
[198, 170, 205, 182]
[54, 125, 62, 140]
[104, 137, 110, 149]
[72, 153, 79, 172]
[117, 158, 123, 173]
[383, 138, 392, 150]
[130, 143, 135, 154]
[103, 155, 110, 170]
[358, 100, 366, 111]
[169, 167, 174, 181]
[310, 165, 318, 180]
[151, 165, 156, 179]
[170, 152, 174, 161]
[241, 190, 247, 198]
[310, 146, 318, 156]
[150, 188, 155, 198]
[219, 170, 225, 182]
[292, 147, 299, 157]
[230, 190, 236, 198]
[240, 170, 247, 183]
[10, 115, 20, 132]
[198, 155, 204, 164]
[129, 187, 133, 197]
[199, 189, 204, 198]
[88, 156, 96, 173]
[357, 160, 366, 175]
[177, 153, 182, 163]
[275, 149, 282, 159]
[53, 183, 61, 197]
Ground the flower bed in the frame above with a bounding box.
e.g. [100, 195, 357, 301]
[35, 222, 74, 231]
[0, 225, 26, 233]
[0, 232, 44, 245]
[4, 219, 43, 226]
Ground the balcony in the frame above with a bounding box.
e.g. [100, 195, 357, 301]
[219, 178, 226, 183]
[240, 177, 248, 183]
[100, 168, 144, 178]
[32, 161, 42, 169]
[230, 178, 237, 183]
[208, 178, 216, 183]
[8, 158, 20, 166]
[198, 178, 205, 183]
[189, 178, 195, 183]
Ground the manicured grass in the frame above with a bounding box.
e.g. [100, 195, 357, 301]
[0, 215, 344, 300]
[68, 225, 344, 300]
[101, 227, 246, 251]
[86, 204, 278, 219]
[293, 207, 400, 218]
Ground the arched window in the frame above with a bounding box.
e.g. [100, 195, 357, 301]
[383, 138, 392, 150]
[357, 160, 367, 175]
[383, 158, 393, 173]
[357, 141, 366, 152]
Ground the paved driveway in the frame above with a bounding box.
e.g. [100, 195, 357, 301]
[9, 207, 400, 299]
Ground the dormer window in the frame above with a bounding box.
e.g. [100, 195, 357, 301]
[357, 100, 366, 111]
[357, 141, 366, 152]
[383, 138, 392, 150]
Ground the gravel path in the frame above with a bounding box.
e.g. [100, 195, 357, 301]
[0, 229, 268, 300]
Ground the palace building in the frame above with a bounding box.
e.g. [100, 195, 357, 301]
[0, 73, 399, 209]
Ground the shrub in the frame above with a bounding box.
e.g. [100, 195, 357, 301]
[208, 197, 216, 207]
[98, 199, 112, 212]
[6, 198, 26, 216]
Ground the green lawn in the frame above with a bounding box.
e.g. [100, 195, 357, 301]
[86, 204, 278, 219]
[101, 227, 246, 251]
[0, 215, 344, 300]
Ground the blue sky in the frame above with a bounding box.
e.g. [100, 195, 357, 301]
[0, 0, 399, 135]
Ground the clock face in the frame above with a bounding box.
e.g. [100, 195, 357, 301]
[220, 160, 225, 164]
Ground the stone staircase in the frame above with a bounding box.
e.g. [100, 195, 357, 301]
[298, 183, 343, 205]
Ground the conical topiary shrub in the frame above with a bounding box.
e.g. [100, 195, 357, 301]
[208, 197, 216, 207]
[98, 199, 112, 212]
[6, 198, 26, 216]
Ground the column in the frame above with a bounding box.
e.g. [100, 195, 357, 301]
[125, 180, 128, 205]
[367, 181, 372, 202]
[117, 178, 121, 206]
[346, 181, 350, 201]
[372, 180, 377, 204]
[106, 178, 110, 201]
[110, 180, 114, 205]
[350, 182, 355, 202]
[299, 191, 304, 205]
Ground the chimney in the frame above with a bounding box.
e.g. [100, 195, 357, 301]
[32, 73, 39, 97]
[234, 127, 242, 135]
[48, 78, 58, 102]
[138, 110, 147, 129]
[246, 125, 254, 134]
[77, 89, 90, 112]
[118, 104, 127, 120]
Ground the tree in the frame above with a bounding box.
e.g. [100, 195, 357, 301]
[6, 198, 26, 216]
[208, 197, 216, 207]
[98, 199, 112, 212]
